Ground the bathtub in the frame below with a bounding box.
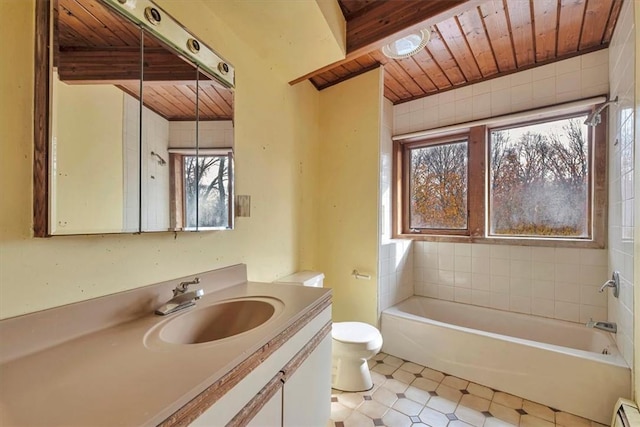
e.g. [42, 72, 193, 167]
[381, 296, 631, 424]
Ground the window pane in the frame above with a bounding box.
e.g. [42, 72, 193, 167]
[184, 155, 230, 229]
[409, 141, 468, 230]
[489, 116, 589, 238]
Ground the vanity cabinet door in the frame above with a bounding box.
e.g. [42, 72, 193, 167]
[247, 388, 282, 427]
[282, 334, 332, 426]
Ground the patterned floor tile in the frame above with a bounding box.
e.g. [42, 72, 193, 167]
[460, 393, 491, 412]
[329, 352, 606, 427]
[418, 406, 450, 427]
[489, 402, 521, 425]
[391, 368, 416, 384]
[382, 355, 405, 367]
[449, 421, 475, 427]
[522, 400, 555, 422]
[358, 400, 389, 419]
[493, 391, 524, 409]
[455, 404, 487, 427]
[411, 377, 440, 392]
[382, 378, 409, 394]
[343, 410, 375, 427]
[372, 386, 398, 407]
[484, 417, 518, 427]
[420, 367, 446, 382]
[426, 395, 458, 414]
[398, 361, 423, 374]
[467, 382, 495, 400]
[331, 402, 354, 422]
[337, 392, 365, 409]
[381, 408, 412, 427]
[442, 375, 470, 390]
[392, 397, 424, 417]
[520, 414, 556, 427]
[371, 362, 396, 376]
[403, 385, 431, 405]
[434, 383, 463, 403]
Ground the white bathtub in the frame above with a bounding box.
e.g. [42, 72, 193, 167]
[381, 296, 631, 424]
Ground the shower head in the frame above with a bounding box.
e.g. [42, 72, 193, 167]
[584, 96, 619, 127]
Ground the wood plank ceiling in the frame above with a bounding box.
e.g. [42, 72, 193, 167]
[56, 0, 232, 121]
[314, 0, 623, 104]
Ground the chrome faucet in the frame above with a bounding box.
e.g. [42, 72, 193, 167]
[155, 277, 204, 316]
[599, 271, 620, 298]
[586, 318, 617, 333]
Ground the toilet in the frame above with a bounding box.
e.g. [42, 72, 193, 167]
[275, 271, 383, 392]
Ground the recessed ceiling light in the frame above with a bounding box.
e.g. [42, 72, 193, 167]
[382, 29, 431, 59]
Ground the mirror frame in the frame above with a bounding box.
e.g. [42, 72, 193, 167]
[33, 0, 235, 237]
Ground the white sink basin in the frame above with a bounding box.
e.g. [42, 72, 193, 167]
[145, 297, 284, 347]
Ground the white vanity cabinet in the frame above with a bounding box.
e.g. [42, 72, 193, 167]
[187, 305, 332, 427]
[282, 334, 332, 426]
[247, 389, 282, 427]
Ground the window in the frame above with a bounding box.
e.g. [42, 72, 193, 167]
[169, 149, 233, 230]
[407, 138, 468, 232]
[394, 107, 606, 248]
[489, 115, 590, 238]
[183, 154, 231, 229]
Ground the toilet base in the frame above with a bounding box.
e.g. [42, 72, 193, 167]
[331, 356, 373, 392]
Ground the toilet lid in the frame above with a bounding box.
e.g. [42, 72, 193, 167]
[332, 322, 381, 344]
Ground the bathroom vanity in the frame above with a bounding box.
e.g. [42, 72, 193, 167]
[0, 265, 332, 426]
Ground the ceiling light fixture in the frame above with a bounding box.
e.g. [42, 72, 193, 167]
[382, 29, 431, 59]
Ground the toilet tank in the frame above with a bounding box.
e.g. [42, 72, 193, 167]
[275, 271, 324, 288]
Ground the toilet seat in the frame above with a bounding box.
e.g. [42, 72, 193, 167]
[332, 322, 381, 344]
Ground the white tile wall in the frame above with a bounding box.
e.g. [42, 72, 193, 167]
[607, 0, 635, 368]
[413, 243, 608, 323]
[379, 98, 413, 314]
[123, 94, 140, 231]
[141, 108, 170, 231]
[168, 121, 234, 149]
[394, 50, 610, 135]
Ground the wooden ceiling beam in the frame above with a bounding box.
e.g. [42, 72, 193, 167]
[289, 0, 482, 85]
[347, 0, 477, 56]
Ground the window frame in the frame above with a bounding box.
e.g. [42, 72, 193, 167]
[486, 112, 594, 241]
[393, 107, 607, 249]
[401, 133, 471, 237]
[168, 148, 234, 231]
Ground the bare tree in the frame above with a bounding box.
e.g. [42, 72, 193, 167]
[489, 117, 588, 236]
[410, 141, 467, 229]
[184, 155, 229, 228]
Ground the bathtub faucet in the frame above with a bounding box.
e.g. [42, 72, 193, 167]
[586, 318, 617, 333]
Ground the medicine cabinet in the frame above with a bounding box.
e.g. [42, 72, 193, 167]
[34, 0, 235, 236]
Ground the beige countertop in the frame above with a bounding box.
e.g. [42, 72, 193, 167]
[0, 280, 330, 426]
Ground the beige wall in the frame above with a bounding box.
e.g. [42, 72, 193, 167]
[313, 67, 383, 326]
[0, 0, 324, 319]
[52, 79, 124, 234]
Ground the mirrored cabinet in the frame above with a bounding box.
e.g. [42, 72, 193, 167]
[34, 0, 235, 236]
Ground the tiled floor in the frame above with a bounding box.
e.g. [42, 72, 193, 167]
[330, 353, 607, 427]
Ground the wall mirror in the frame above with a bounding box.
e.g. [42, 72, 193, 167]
[34, 0, 235, 236]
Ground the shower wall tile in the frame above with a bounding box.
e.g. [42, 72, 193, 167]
[413, 242, 608, 324]
[607, 0, 635, 368]
[379, 98, 413, 316]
